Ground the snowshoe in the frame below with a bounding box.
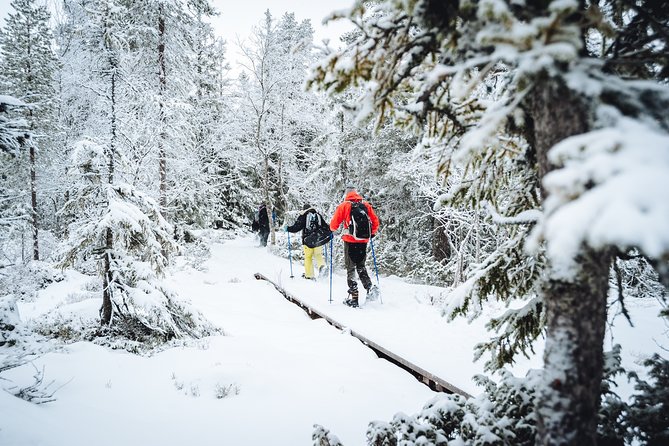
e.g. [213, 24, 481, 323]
[343, 297, 359, 308]
[366, 285, 380, 302]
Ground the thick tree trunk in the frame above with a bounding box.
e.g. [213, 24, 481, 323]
[528, 75, 611, 445]
[538, 248, 611, 446]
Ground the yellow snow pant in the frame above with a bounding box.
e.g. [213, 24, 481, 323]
[303, 245, 326, 279]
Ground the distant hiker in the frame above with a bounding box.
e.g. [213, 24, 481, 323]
[253, 202, 270, 247]
[330, 186, 380, 308]
[286, 204, 332, 279]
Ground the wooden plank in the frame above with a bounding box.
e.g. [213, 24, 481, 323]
[254, 273, 472, 398]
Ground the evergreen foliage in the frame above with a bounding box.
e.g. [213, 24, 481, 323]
[59, 139, 215, 340]
[313, 346, 647, 446]
[0, 0, 60, 261]
[0, 1, 667, 440]
[309, 0, 669, 443]
[0, 96, 29, 156]
[623, 354, 669, 445]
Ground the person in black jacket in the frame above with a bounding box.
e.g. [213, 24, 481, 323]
[253, 202, 270, 247]
[286, 204, 330, 279]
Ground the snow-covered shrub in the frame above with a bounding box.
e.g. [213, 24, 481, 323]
[3, 363, 61, 405]
[215, 382, 240, 399]
[312, 424, 344, 446]
[0, 261, 64, 302]
[611, 255, 666, 304]
[59, 139, 217, 342]
[175, 231, 211, 271]
[316, 349, 635, 445]
[0, 294, 20, 347]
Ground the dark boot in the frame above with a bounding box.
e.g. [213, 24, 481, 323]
[343, 289, 359, 308]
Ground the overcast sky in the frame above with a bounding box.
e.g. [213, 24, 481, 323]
[0, 0, 353, 73]
[0, 0, 353, 44]
[211, 0, 354, 71]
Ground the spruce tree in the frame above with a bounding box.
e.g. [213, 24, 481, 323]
[57, 0, 214, 339]
[0, 0, 59, 261]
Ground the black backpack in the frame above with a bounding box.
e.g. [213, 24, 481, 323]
[349, 201, 371, 240]
[303, 211, 332, 248]
[305, 212, 320, 232]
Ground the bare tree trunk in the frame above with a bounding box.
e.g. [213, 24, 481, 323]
[528, 75, 611, 446]
[29, 141, 39, 261]
[338, 111, 347, 194]
[158, 8, 167, 219]
[262, 155, 274, 246]
[24, 8, 39, 262]
[101, 56, 118, 326]
[101, 227, 113, 326]
[432, 217, 450, 262]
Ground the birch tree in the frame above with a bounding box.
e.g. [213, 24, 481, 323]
[237, 10, 318, 243]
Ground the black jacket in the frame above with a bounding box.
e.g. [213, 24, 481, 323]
[287, 207, 330, 247]
[254, 205, 270, 231]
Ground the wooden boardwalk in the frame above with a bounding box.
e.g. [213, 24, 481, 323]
[254, 273, 472, 398]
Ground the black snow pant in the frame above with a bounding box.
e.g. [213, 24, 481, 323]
[344, 241, 372, 296]
[259, 228, 269, 247]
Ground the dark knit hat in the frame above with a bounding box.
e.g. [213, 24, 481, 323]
[302, 203, 311, 210]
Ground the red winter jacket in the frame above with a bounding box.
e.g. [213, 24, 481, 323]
[330, 191, 380, 243]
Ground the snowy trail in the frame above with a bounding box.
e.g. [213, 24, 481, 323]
[2, 234, 664, 446]
[1, 236, 441, 446]
[188, 236, 542, 396]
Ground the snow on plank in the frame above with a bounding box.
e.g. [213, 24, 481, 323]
[254, 272, 472, 398]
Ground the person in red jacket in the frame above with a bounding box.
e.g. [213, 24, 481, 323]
[330, 186, 380, 307]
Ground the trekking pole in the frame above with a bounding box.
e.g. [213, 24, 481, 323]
[287, 227, 294, 278]
[370, 237, 382, 303]
[329, 237, 333, 304]
[370, 238, 380, 285]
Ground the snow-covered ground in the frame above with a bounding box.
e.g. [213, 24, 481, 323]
[1, 235, 665, 445]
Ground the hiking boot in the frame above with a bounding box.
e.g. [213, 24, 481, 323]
[301, 273, 315, 280]
[318, 265, 327, 278]
[343, 289, 359, 308]
[366, 285, 379, 301]
[343, 296, 359, 308]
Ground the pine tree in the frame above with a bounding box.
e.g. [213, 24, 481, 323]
[0, 96, 31, 263]
[0, 0, 59, 261]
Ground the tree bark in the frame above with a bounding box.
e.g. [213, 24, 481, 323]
[432, 217, 450, 262]
[527, 75, 611, 446]
[538, 248, 611, 446]
[101, 40, 118, 326]
[29, 141, 39, 261]
[158, 8, 167, 219]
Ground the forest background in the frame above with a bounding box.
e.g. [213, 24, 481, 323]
[1, 1, 668, 445]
